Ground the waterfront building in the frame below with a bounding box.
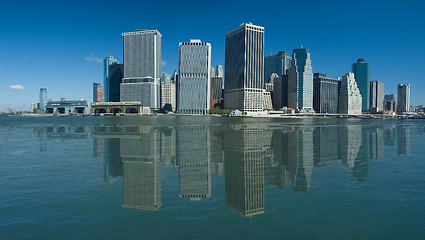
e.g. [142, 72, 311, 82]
[384, 94, 397, 113]
[313, 73, 338, 114]
[272, 75, 289, 110]
[107, 63, 123, 102]
[39, 88, 47, 110]
[264, 51, 291, 83]
[103, 56, 118, 102]
[31, 102, 40, 111]
[216, 65, 223, 78]
[93, 83, 103, 102]
[397, 84, 410, 113]
[369, 81, 384, 113]
[177, 39, 211, 115]
[45, 98, 91, 115]
[5, 106, 10, 114]
[161, 82, 176, 112]
[338, 73, 362, 114]
[352, 58, 370, 112]
[210, 76, 223, 109]
[224, 23, 265, 113]
[121, 29, 162, 111]
[288, 45, 314, 112]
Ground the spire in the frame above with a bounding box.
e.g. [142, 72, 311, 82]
[300, 40, 303, 49]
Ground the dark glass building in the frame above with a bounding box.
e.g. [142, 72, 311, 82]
[108, 63, 123, 102]
[352, 58, 370, 112]
[313, 73, 338, 114]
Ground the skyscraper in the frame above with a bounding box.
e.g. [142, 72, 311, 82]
[224, 23, 265, 113]
[313, 73, 338, 114]
[103, 56, 118, 102]
[177, 39, 211, 115]
[93, 82, 103, 102]
[216, 65, 223, 78]
[121, 29, 161, 110]
[352, 58, 370, 112]
[288, 45, 314, 112]
[397, 84, 410, 113]
[338, 72, 362, 114]
[107, 63, 123, 102]
[264, 51, 291, 82]
[369, 81, 384, 112]
[39, 88, 47, 110]
[384, 94, 397, 113]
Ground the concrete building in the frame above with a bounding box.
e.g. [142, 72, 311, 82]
[397, 84, 410, 113]
[177, 39, 211, 114]
[45, 99, 91, 115]
[338, 73, 362, 114]
[161, 82, 176, 112]
[384, 94, 397, 113]
[288, 45, 314, 112]
[352, 58, 370, 112]
[103, 56, 118, 102]
[93, 83, 104, 102]
[216, 65, 223, 78]
[224, 23, 265, 113]
[313, 73, 338, 114]
[264, 51, 291, 82]
[39, 88, 47, 110]
[370, 81, 384, 113]
[121, 29, 162, 111]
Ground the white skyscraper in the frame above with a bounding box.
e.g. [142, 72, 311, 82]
[177, 39, 211, 115]
[338, 72, 362, 114]
[121, 29, 161, 110]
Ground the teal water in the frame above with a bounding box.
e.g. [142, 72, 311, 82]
[1, 116, 424, 239]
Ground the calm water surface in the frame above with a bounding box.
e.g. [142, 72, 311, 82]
[1, 116, 424, 239]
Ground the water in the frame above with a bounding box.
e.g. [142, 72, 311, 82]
[1, 115, 424, 239]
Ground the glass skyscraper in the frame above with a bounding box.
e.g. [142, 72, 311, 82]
[397, 84, 410, 113]
[121, 29, 161, 111]
[39, 88, 47, 110]
[103, 56, 118, 102]
[264, 51, 291, 82]
[352, 58, 370, 112]
[224, 23, 265, 113]
[177, 39, 211, 115]
[313, 73, 338, 114]
[288, 45, 314, 112]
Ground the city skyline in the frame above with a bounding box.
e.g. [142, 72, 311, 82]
[1, 0, 425, 111]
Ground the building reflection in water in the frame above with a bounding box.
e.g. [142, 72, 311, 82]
[83, 120, 416, 216]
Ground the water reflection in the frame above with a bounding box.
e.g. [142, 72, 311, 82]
[26, 120, 419, 217]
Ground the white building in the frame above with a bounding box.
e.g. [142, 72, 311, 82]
[177, 39, 211, 115]
[161, 82, 176, 112]
[338, 73, 362, 114]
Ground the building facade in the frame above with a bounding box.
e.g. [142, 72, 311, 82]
[210, 76, 223, 109]
[338, 73, 362, 114]
[352, 58, 370, 112]
[93, 82, 104, 102]
[39, 88, 47, 110]
[45, 99, 91, 115]
[216, 65, 223, 78]
[121, 29, 162, 110]
[264, 51, 291, 82]
[107, 63, 123, 102]
[103, 56, 118, 102]
[224, 23, 265, 113]
[177, 40, 211, 115]
[370, 80, 384, 112]
[384, 94, 397, 113]
[313, 73, 338, 114]
[397, 84, 410, 113]
[161, 82, 176, 112]
[288, 46, 314, 112]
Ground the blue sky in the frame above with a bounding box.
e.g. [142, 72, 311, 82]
[1, 0, 424, 111]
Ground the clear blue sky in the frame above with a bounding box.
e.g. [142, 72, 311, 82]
[1, 0, 424, 111]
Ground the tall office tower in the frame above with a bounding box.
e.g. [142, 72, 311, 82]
[39, 88, 47, 110]
[161, 81, 176, 112]
[121, 29, 161, 110]
[216, 65, 223, 77]
[272, 75, 289, 109]
[264, 51, 291, 82]
[384, 94, 397, 113]
[210, 75, 223, 109]
[177, 39, 211, 115]
[224, 23, 265, 113]
[352, 58, 370, 112]
[369, 81, 384, 112]
[93, 82, 104, 102]
[397, 84, 410, 113]
[103, 56, 118, 102]
[176, 126, 211, 200]
[5, 106, 10, 114]
[210, 67, 215, 79]
[107, 63, 123, 102]
[338, 73, 362, 114]
[313, 73, 338, 114]
[288, 45, 314, 112]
